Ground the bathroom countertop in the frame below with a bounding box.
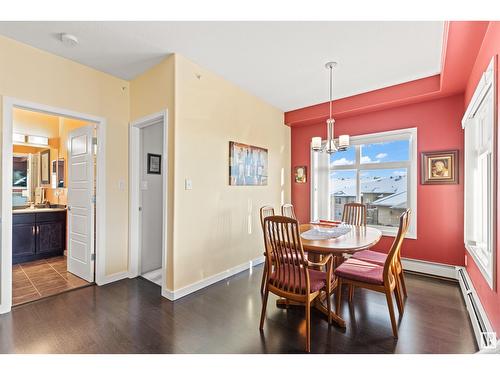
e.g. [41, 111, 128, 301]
[13, 207, 67, 214]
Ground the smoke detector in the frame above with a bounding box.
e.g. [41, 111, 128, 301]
[60, 33, 79, 47]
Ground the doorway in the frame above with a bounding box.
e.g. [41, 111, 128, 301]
[129, 111, 168, 295]
[1, 97, 107, 313]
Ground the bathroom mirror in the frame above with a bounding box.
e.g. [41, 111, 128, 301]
[40, 149, 50, 184]
[12, 147, 63, 207]
[57, 158, 65, 188]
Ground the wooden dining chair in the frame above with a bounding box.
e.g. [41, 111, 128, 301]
[259, 206, 275, 294]
[342, 203, 367, 226]
[260, 215, 333, 352]
[351, 240, 408, 298]
[334, 209, 411, 338]
[281, 203, 296, 219]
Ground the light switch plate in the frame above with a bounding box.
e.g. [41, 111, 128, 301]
[118, 179, 126, 191]
[141, 181, 148, 190]
[185, 178, 193, 190]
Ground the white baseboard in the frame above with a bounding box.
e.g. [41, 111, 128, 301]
[456, 267, 497, 351]
[97, 271, 129, 286]
[0, 303, 11, 315]
[162, 255, 265, 301]
[401, 257, 458, 279]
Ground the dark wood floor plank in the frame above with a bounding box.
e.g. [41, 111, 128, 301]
[0, 266, 477, 354]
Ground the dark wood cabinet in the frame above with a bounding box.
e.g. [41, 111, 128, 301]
[12, 223, 36, 258]
[12, 210, 66, 264]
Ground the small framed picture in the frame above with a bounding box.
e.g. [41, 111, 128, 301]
[147, 153, 162, 175]
[294, 166, 307, 183]
[421, 150, 458, 184]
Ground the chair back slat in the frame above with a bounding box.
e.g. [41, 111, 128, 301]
[383, 209, 411, 281]
[260, 206, 275, 230]
[342, 203, 367, 225]
[264, 215, 309, 295]
[281, 204, 296, 220]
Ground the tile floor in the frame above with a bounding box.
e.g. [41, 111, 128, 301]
[12, 256, 91, 306]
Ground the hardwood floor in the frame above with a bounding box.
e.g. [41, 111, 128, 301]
[0, 265, 477, 354]
[12, 256, 91, 306]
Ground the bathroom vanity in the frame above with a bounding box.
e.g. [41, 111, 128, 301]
[12, 208, 67, 264]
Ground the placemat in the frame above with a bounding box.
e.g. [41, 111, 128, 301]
[300, 226, 351, 240]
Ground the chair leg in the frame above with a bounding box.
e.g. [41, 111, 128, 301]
[394, 280, 404, 315]
[335, 279, 343, 315]
[348, 285, 354, 302]
[260, 260, 267, 295]
[326, 289, 332, 325]
[385, 288, 398, 338]
[305, 298, 311, 353]
[399, 269, 408, 297]
[259, 288, 269, 331]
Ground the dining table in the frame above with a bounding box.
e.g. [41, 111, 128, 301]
[276, 223, 383, 327]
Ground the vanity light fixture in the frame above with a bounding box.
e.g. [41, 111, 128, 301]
[12, 133, 26, 143]
[311, 62, 350, 154]
[27, 135, 49, 146]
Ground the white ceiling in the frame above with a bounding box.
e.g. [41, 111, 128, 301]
[0, 21, 444, 111]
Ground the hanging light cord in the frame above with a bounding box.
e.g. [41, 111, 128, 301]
[329, 65, 333, 120]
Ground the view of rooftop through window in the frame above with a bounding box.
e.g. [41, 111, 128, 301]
[330, 139, 410, 227]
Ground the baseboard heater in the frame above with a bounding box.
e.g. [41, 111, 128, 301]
[456, 267, 496, 350]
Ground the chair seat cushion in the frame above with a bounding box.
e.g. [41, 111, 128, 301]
[270, 265, 327, 293]
[351, 250, 387, 265]
[334, 258, 384, 285]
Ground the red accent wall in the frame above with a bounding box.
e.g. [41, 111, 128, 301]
[291, 94, 465, 266]
[464, 21, 500, 334]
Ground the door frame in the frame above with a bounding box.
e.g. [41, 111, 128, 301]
[1, 97, 107, 314]
[129, 110, 168, 297]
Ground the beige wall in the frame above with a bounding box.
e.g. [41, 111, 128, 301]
[0, 35, 130, 276]
[130, 55, 176, 290]
[2, 35, 291, 296]
[173, 55, 290, 290]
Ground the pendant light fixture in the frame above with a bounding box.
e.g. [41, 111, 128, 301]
[311, 62, 349, 153]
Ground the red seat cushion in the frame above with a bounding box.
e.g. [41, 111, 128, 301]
[334, 258, 384, 285]
[351, 250, 387, 265]
[270, 265, 327, 293]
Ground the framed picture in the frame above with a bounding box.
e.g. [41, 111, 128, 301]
[229, 141, 268, 186]
[40, 149, 50, 185]
[147, 153, 162, 174]
[421, 150, 458, 185]
[294, 166, 307, 183]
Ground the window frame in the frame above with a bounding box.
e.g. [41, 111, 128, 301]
[462, 56, 497, 290]
[311, 127, 418, 239]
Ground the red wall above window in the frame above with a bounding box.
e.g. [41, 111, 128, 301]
[291, 94, 465, 266]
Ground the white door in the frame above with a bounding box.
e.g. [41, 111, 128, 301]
[67, 125, 95, 282]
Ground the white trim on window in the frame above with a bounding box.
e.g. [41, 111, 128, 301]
[462, 56, 497, 291]
[311, 127, 417, 239]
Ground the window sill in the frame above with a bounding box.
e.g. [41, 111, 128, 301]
[465, 244, 494, 290]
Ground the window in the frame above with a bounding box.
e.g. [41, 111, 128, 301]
[311, 128, 417, 238]
[463, 57, 496, 289]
